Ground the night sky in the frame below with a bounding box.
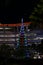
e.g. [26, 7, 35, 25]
[0, 0, 39, 23]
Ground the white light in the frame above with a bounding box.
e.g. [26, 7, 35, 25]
[38, 56, 41, 59]
[40, 37, 43, 39]
[34, 37, 40, 40]
[0, 35, 15, 37]
[34, 37, 43, 40]
[33, 56, 37, 59]
[16, 34, 19, 37]
[0, 28, 3, 29]
[5, 35, 15, 37]
[21, 18, 23, 23]
[5, 28, 11, 29]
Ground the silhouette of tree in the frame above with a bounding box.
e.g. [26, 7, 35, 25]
[29, 0, 43, 29]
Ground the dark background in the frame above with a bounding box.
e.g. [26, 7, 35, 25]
[0, 0, 39, 23]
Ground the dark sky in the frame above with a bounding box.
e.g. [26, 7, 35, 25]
[0, 0, 39, 23]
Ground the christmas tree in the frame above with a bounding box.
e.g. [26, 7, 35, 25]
[20, 18, 28, 46]
[19, 18, 31, 58]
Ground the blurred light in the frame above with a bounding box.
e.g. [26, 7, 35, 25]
[28, 39, 30, 40]
[27, 29, 30, 31]
[33, 56, 37, 59]
[0, 35, 15, 37]
[16, 38, 19, 41]
[5, 28, 11, 29]
[0, 28, 3, 29]
[16, 34, 19, 37]
[34, 33, 37, 36]
[38, 56, 41, 59]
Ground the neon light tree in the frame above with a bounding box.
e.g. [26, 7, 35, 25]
[20, 18, 27, 46]
[19, 18, 31, 58]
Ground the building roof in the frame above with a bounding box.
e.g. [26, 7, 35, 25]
[0, 22, 32, 27]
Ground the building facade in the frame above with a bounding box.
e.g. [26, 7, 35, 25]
[0, 20, 43, 59]
[0, 21, 43, 46]
[0, 22, 31, 46]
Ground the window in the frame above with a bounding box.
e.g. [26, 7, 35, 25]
[5, 35, 15, 37]
[0, 27, 3, 29]
[0, 35, 15, 37]
[4, 39, 15, 41]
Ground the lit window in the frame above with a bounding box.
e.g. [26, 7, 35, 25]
[34, 37, 40, 40]
[4, 39, 15, 41]
[5, 28, 11, 29]
[0, 28, 3, 29]
[0, 35, 15, 37]
[5, 35, 15, 37]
